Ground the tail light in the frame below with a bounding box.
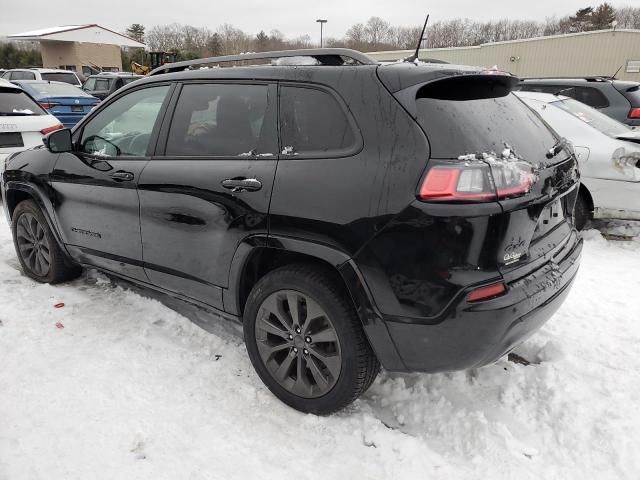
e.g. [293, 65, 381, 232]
[418, 160, 533, 202]
[628, 108, 640, 119]
[466, 282, 507, 302]
[39, 102, 61, 110]
[40, 124, 64, 135]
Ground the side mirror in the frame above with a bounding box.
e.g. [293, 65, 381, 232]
[46, 128, 73, 153]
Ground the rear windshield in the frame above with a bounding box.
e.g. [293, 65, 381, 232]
[415, 82, 558, 161]
[28, 82, 92, 98]
[552, 98, 630, 137]
[41, 72, 80, 85]
[0, 89, 46, 115]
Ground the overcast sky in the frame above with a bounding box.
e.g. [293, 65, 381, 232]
[1, 0, 636, 40]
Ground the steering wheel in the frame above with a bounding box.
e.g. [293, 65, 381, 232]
[83, 135, 122, 157]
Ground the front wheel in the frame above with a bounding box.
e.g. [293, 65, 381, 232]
[12, 200, 81, 284]
[243, 264, 380, 415]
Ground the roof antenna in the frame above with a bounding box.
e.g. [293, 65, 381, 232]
[610, 65, 622, 79]
[404, 14, 429, 63]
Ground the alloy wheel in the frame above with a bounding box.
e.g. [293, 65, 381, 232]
[16, 213, 51, 277]
[254, 290, 342, 398]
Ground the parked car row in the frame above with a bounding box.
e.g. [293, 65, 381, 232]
[1, 50, 639, 414]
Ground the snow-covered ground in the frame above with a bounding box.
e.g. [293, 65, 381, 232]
[1, 217, 639, 480]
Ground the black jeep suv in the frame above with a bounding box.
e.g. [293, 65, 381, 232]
[2, 49, 582, 414]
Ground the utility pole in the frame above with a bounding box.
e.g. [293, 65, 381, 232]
[316, 19, 327, 48]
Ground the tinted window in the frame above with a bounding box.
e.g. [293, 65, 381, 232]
[80, 85, 169, 157]
[279, 86, 356, 156]
[416, 91, 557, 163]
[41, 72, 80, 85]
[573, 86, 609, 109]
[12, 71, 36, 80]
[0, 89, 46, 115]
[518, 84, 565, 95]
[166, 83, 275, 157]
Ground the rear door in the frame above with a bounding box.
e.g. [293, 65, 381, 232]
[137, 81, 278, 310]
[51, 84, 172, 281]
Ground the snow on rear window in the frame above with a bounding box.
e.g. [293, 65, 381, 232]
[0, 89, 45, 115]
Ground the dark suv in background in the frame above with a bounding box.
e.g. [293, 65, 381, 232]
[82, 72, 143, 100]
[1, 49, 582, 414]
[516, 76, 640, 126]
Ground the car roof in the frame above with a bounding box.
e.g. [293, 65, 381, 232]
[89, 72, 142, 78]
[4, 68, 78, 74]
[520, 77, 615, 85]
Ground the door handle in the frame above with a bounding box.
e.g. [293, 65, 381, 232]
[110, 171, 134, 182]
[221, 178, 262, 192]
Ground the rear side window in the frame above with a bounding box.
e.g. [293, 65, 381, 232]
[166, 83, 275, 157]
[41, 72, 79, 85]
[0, 89, 46, 115]
[573, 86, 609, 109]
[415, 77, 557, 162]
[279, 86, 357, 157]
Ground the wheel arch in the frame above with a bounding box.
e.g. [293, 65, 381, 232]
[226, 236, 407, 371]
[579, 182, 594, 214]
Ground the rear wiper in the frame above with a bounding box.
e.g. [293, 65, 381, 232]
[546, 137, 570, 159]
[554, 87, 574, 96]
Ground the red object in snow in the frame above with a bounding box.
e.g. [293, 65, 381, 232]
[54, 303, 65, 308]
[55, 322, 64, 329]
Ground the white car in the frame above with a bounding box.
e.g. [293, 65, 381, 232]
[516, 91, 640, 228]
[1, 68, 82, 87]
[0, 79, 63, 168]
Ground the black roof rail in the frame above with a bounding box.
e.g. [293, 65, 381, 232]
[148, 48, 378, 76]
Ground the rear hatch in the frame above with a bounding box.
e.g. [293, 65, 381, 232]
[0, 86, 61, 154]
[380, 66, 579, 279]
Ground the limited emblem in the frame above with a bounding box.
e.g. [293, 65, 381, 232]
[503, 252, 523, 265]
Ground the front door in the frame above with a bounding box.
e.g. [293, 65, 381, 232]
[51, 84, 172, 280]
[138, 82, 278, 310]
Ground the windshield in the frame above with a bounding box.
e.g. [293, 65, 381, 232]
[28, 82, 92, 98]
[0, 89, 46, 115]
[552, 98, 631, 137]
[40, 72, 80, 85]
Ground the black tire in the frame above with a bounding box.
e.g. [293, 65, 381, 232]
[243, 264, 380, 415]
[11, 200, 81, 284]
[574, 192, 591, 231]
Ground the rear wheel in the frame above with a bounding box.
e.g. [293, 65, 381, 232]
[243, 264, 380, 414]
[12, 200, 81, 283]
[574, 192, 591, 231]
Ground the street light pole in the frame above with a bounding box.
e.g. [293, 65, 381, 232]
[316, 19, 327, 48]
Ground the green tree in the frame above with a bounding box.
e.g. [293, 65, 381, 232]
[126, 24, 145, 43]
[255, 30, 269, 51]
[591, 3, 616, 29]
[569, 7, 594, 32]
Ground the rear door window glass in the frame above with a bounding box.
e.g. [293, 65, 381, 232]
[279, 86, 357, 156]
[165, 83, 275, 157]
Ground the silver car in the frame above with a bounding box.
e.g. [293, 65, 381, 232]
[516, 91, 640, 228]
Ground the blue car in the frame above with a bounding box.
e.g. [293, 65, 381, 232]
[12, 80, 99, 128]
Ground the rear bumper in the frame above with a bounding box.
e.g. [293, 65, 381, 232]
[381, 232, 582, 372]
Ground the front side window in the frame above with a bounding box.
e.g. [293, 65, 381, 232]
[279, 86, 357, 156]
[80, 85, 169, 157]
[166, 83, 274, 157]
